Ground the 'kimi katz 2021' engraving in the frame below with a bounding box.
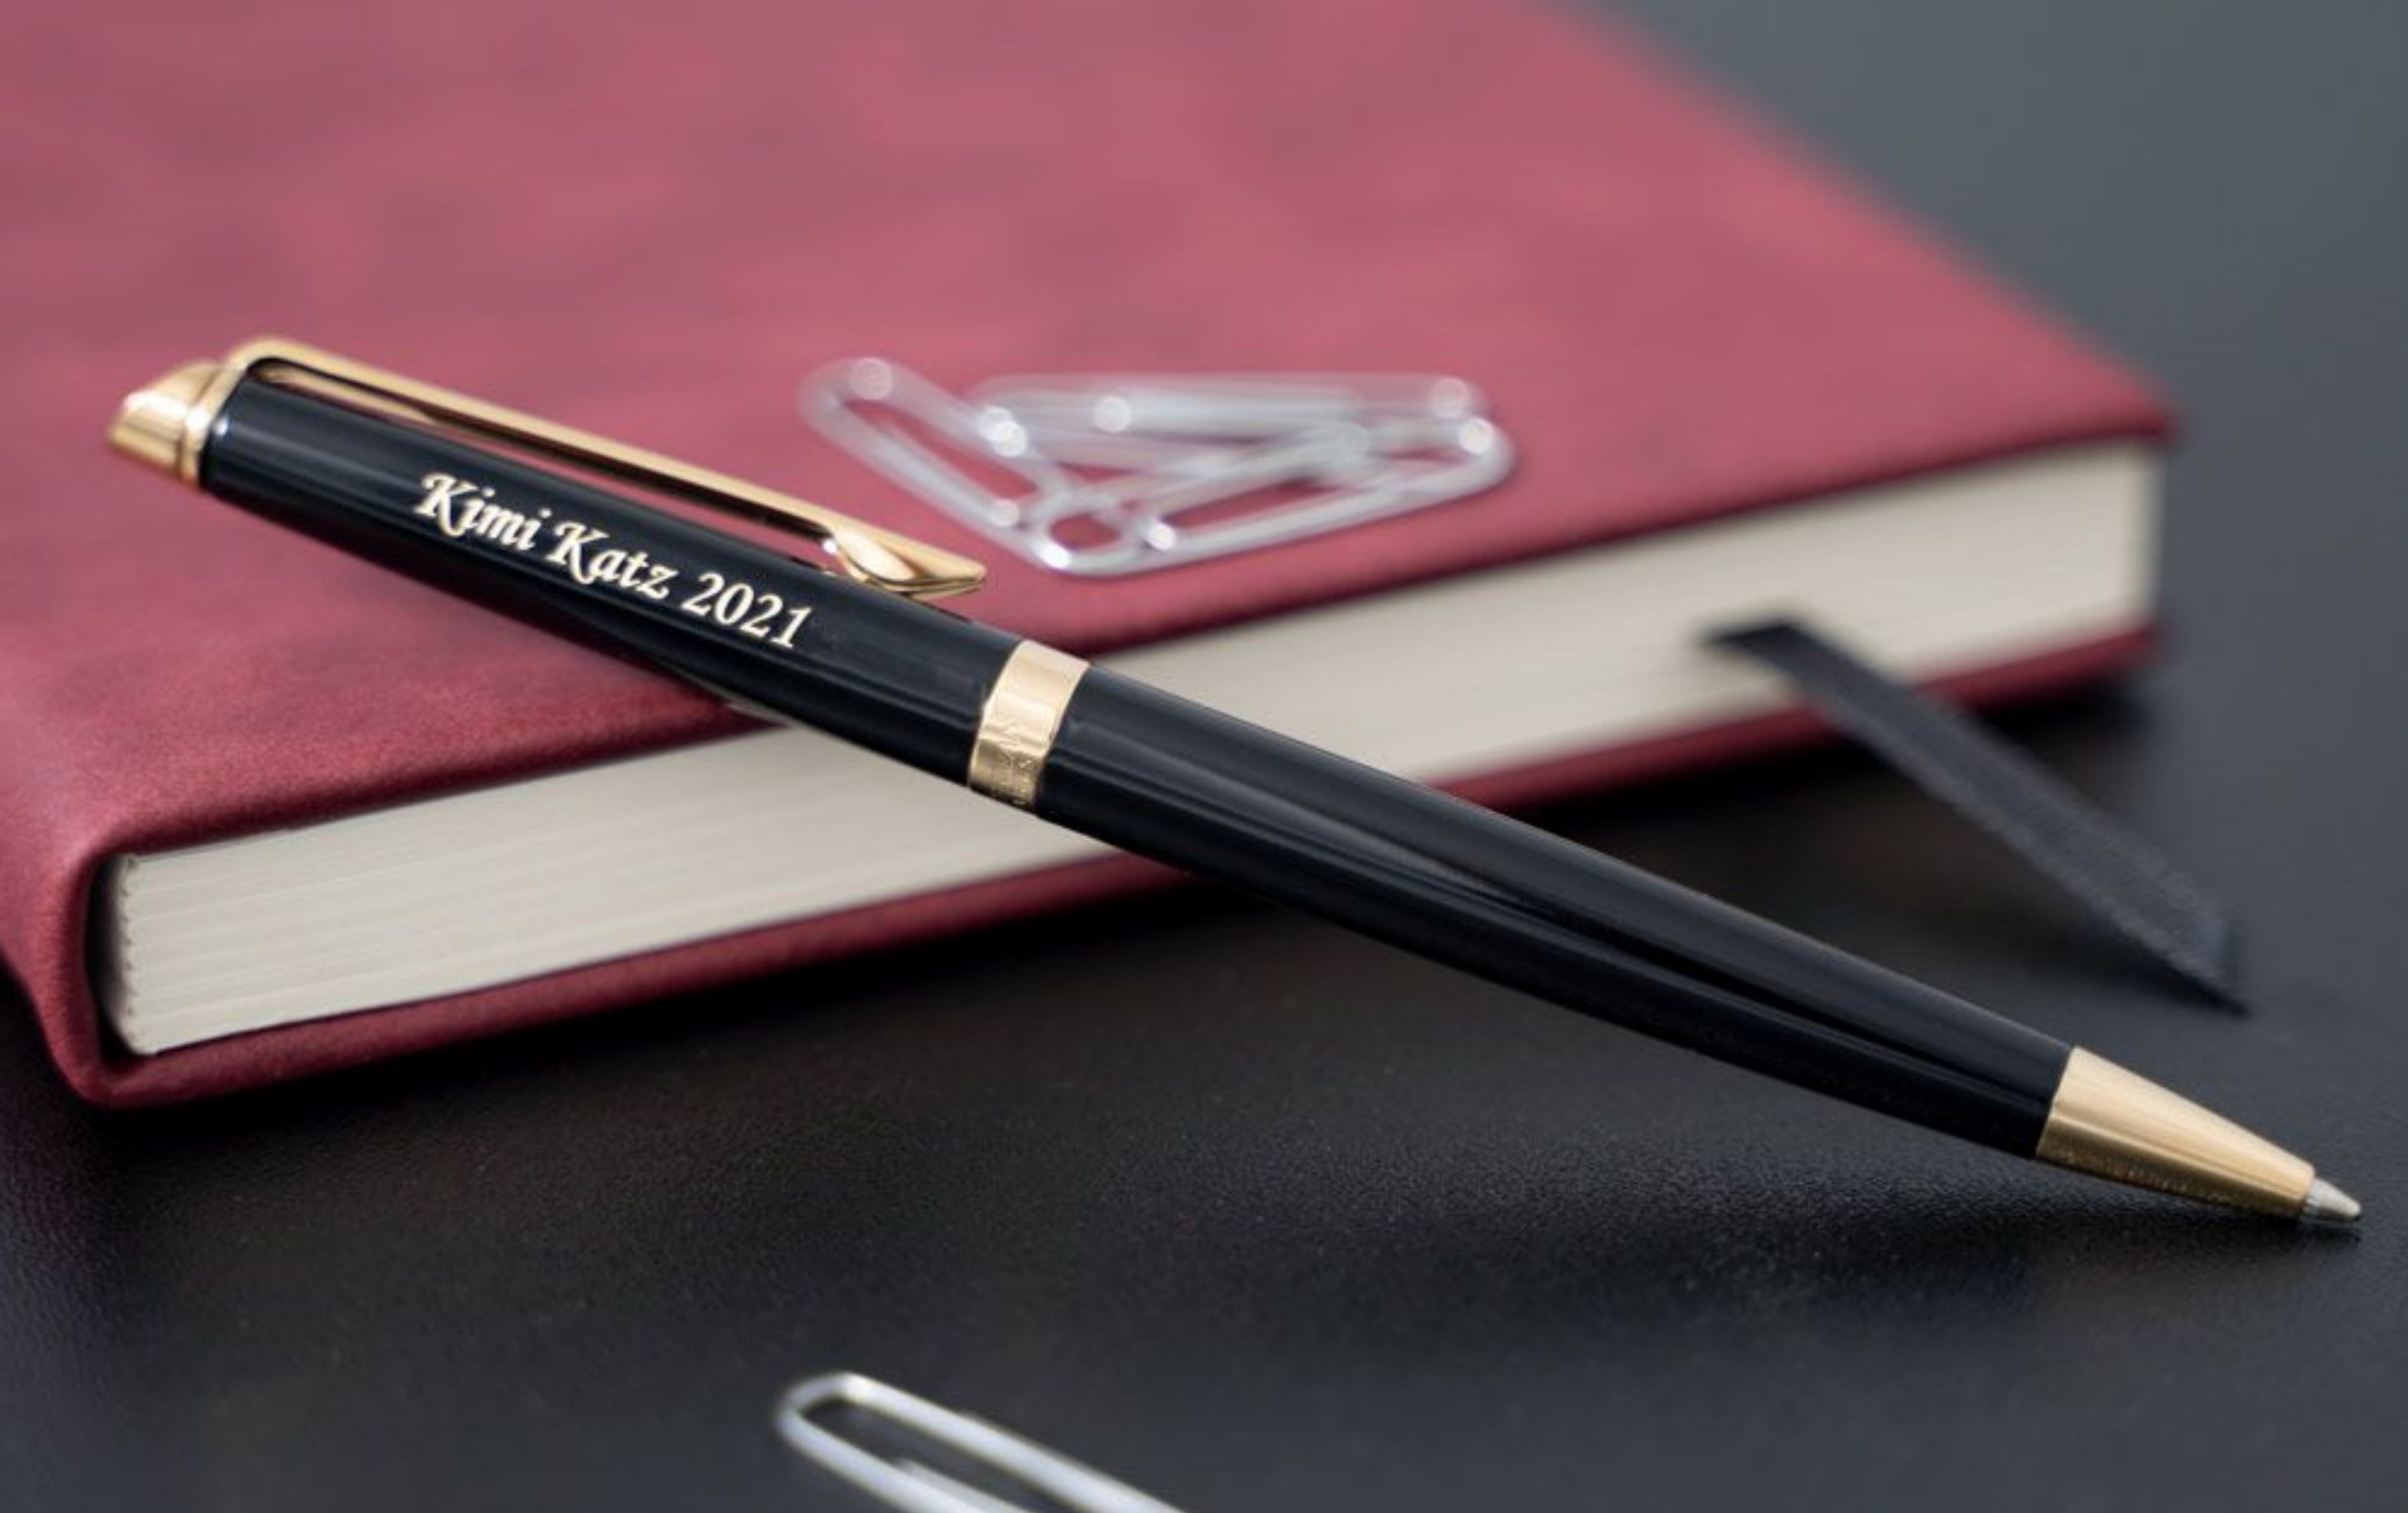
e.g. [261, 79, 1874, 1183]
[413, 473, 813, 651]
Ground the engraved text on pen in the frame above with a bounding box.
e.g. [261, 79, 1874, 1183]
[414, 473, 812, 650]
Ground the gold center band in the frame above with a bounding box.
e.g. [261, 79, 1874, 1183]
[967, 641, 1089, 807]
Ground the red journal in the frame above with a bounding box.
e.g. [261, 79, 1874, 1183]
[0, 0, 2165, 1104]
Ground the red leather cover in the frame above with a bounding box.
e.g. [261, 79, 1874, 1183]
[0, 0, 2167, 1105]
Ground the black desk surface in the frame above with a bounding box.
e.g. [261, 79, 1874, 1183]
[6, 4, 2404, 1508]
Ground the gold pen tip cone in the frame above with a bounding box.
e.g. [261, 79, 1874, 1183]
[2303, 1178, 2362, 1224]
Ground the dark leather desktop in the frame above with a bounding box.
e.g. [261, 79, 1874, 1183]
[4, 3, 2403, 1508]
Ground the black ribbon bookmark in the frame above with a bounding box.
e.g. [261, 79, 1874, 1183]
[1712, 618, 2242, 1002]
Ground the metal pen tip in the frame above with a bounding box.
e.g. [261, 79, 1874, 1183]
[2302, 1178, 2362, 1224]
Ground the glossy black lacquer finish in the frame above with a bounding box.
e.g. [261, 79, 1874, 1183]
[1043, 672, 2072, 1152]
[205, 379, 1019, 779]
[208, 374, 2072, 1156]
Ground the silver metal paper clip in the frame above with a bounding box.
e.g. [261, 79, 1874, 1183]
[776, 1373, 1190, 1513]
[801, 359, 1514, 577]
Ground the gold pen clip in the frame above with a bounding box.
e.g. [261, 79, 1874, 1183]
[108, 337, 986, 600]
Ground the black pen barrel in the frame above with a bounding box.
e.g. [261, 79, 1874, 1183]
[1040, 671, 2071, 1153]
[203, 378, 1020, 780]
[204, 372, 2068, 1155]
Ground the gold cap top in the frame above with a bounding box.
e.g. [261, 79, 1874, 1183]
[108, 360, 232, 482]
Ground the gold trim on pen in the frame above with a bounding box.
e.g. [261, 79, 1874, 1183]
[108, 338, 987, 600]
[2036, 1047, 2318, 1218]
[968, 642, 1088, 807]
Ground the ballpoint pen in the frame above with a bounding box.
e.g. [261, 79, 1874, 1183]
[107, 339, 2359, 1224]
